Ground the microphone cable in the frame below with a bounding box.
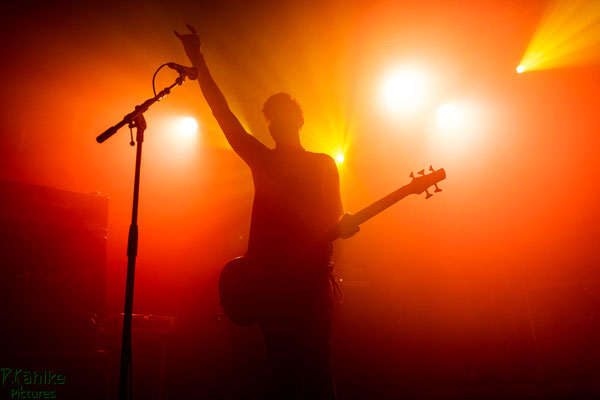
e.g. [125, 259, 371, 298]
[152, 63, 171, 97]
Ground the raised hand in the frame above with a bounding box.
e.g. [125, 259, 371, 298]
[174, 24, 201, 58]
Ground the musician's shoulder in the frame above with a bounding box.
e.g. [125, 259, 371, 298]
[307, 151, 336, 166]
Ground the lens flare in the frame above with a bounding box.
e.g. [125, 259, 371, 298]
[335, 153, 345, 164]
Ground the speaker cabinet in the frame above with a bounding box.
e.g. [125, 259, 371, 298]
[0, 180, 108, 354]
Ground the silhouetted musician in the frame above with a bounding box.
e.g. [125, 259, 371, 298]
[176, 25, 359, 399]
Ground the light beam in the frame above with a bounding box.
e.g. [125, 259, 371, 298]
[519, 0, 600, 72]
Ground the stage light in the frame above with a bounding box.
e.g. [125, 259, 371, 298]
[335, 153, 345, 164]
[177, 117, 198, 138]
[519, 0, 600, 71]
[435, 103, 461, 130]
[378, 65, 430, 115]
[430, 99, 489, 156]
[516, 65, 525, 73]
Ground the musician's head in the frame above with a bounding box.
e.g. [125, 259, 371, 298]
[263, 93, 304, 147]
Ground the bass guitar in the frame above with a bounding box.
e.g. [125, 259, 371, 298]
[219, 166, 446, 326]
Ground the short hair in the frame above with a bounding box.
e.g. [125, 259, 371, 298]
[262, 92, 304, 128]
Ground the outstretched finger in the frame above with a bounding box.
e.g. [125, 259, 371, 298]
[174, 30, 182, 39]
[186, 24, 197, 35]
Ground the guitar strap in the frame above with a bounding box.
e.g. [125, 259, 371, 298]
[332, 270, 344, 305]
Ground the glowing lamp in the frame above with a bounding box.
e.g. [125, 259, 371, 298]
[436, 104, 460, 125]
[378, 65, 430, 115]
[516, 65, 525, 73]
[178, 117, 198, 138]
[435, 103, 464, 135]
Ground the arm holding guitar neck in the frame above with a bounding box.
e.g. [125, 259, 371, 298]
[323, 167, 446, 242]
[324, 185, 412, 242]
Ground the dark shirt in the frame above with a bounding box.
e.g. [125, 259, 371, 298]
[244, 146, 343, 263]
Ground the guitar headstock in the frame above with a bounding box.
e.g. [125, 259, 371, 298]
[408, 165, 446, 199]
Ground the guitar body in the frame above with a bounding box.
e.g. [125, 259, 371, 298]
[218, 256, 263, 326]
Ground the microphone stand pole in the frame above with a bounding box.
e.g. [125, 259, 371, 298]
[96, 75, 186, 400]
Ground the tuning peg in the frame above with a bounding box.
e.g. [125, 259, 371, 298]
[434, 183, 442, 193]
[425, 189, 433, 199]
[409, 172, 415, 179]
[418, 169, 425, 176]
[429, 165, 435, 172]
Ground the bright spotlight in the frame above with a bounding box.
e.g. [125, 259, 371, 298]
[335, 153, 345, 164]
[178, 117, 198, 138]
[435, 104, 462, 130]
[431, 99, 487, 155]
[379, 65, 430, 115]
[516, 65, 525, 73]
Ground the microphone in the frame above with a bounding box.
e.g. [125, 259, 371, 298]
[167, 63, 199, 80]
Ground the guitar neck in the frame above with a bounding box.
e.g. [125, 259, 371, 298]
[323, 167, 445, 242]
[352, 184, 412, 226]
[323, 184, 413, 242]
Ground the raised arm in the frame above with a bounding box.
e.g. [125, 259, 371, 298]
[174, 25, 267, 164]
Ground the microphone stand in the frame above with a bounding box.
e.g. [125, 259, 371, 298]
[96, 74, 186, 400]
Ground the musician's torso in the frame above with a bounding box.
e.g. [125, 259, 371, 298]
[247, 148, 342, 261]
